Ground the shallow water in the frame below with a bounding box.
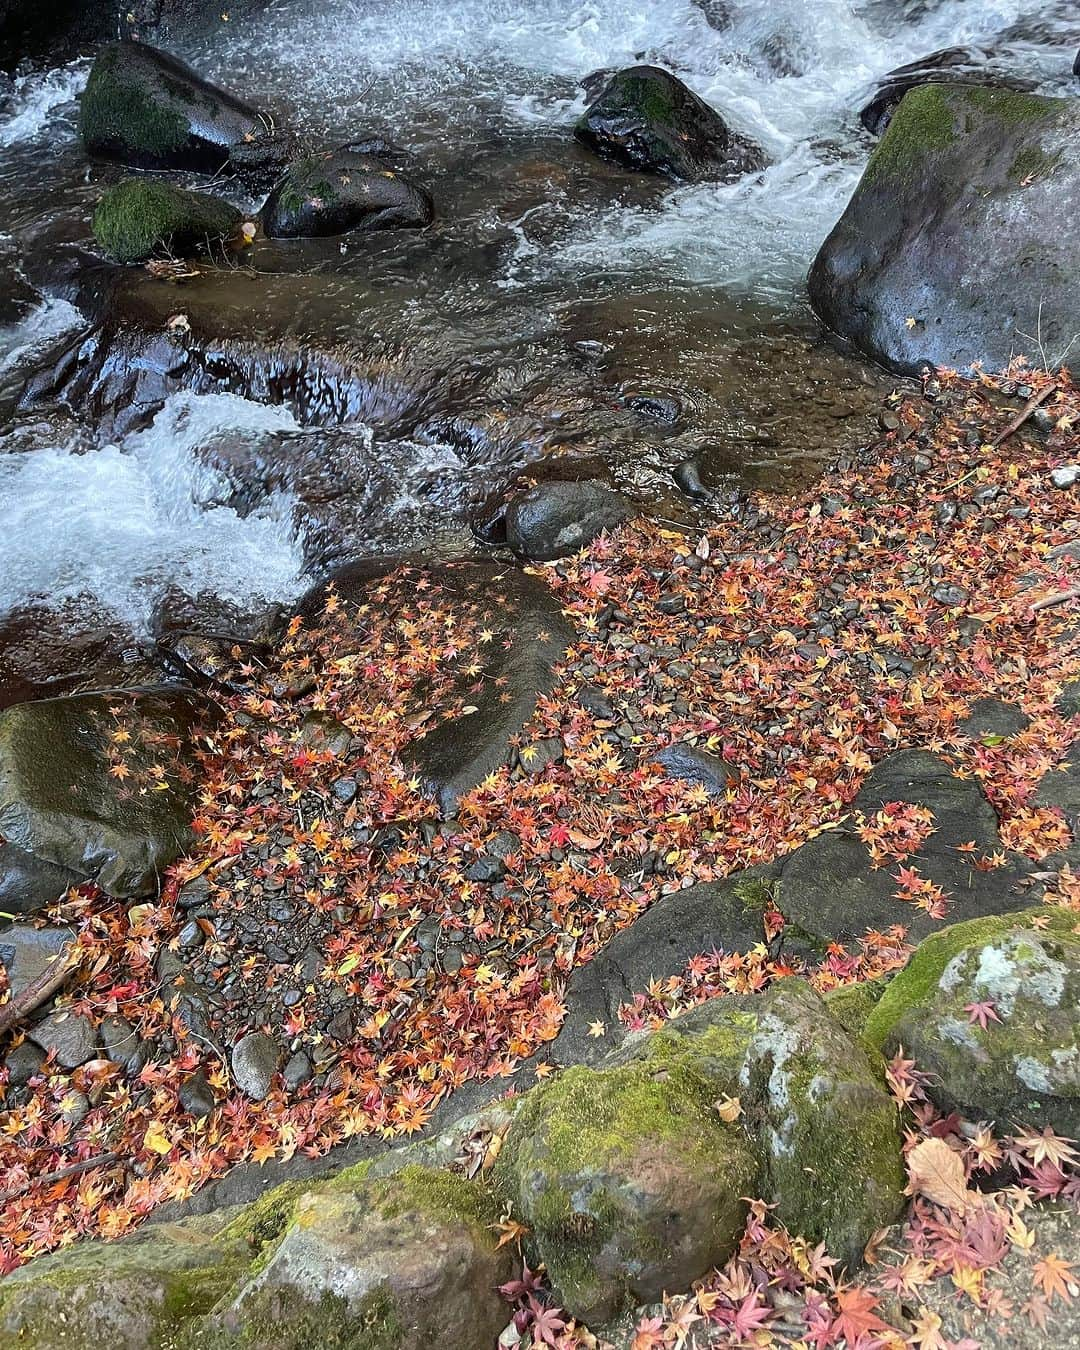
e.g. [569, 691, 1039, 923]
[0, 0, 1076, 668]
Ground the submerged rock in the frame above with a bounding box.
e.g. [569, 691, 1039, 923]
[809, 84, 1080, 373]
[0, 690, 206, 899]
[504, 479, 632, 561]
[865, 907, 1080, 1135]
[80, 41, 267, 173]
[575, 65, 767, 182]
[92, 179, 242, 264]
[859, 47, 1036, 137]
[261, 148, 434, 238]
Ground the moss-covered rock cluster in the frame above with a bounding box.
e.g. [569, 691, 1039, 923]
[92, 180, 242, 264]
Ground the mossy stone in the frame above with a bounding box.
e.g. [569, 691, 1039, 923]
[864, 907, 1080, 1134]
[93, 180, 241, 264]
[495, 1051, 758, 1323]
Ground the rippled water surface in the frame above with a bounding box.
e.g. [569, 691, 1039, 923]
[0, 0, 1077, 659]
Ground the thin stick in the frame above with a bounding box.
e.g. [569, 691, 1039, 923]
[0, 948, 78, 1035]
[991, 384, 1056, 448]
[0, 1151, 121, 1202]
[1030, 586, 1080, 614]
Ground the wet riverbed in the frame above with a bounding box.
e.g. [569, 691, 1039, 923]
[0, 0, 1077, 696]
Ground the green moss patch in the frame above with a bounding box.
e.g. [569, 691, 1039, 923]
[862, 84, 957, 188]
[81, 46, 190, 161]
[92, 180, 241, 264]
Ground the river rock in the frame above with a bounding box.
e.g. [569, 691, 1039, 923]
[0, 923, 73, 1001]
[504, 479, 632, 561]
[80, 41, 268, 173]
[29, 1009, 97, 1068]
[215, 1165, 513, 1350]
[261, 148, 434, 239]
[575, 65, 767, 182]
[859, 47, 1036, 137]
[0, 689, 206, 899]
[4, 1039, 45, 1087]
[0, 842, 83, 917]
[809, 84, 1080, 374]
[230, 1031, 279, 1101]
[865, 907, 1080, 1135]
[92, 179, 242, 264]
[396, 564, 576, 812]
[775, 749, 1028, 946]
[179, 1068, 217, 1118]
[655, 741, 738, 794]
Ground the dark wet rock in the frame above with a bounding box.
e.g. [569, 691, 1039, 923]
[4, 1039, 45, 1087]
[179, 1068, 216, 1118]
[230, 1030, 279, 1101]
[296, 711, 352, 757]
[865, 907, 1080, 1136]
[518, 735, 564, 775]
[226, 129, 303, 192]
[99, 1014, 144, 1073]
[577, 686, 616, 720]
[859, 47, 1037, 137]
[261, 148, 434, 239]
[673, 456, 711, 501]
[80, 41, 267, 173]
[0, 690, 206, 899]
[1057, 681, 1080, 718]
[655, 741, 738, 793]
[0, 598, 166, 712]
[29, 1010, 97, 1068]
[282, 1050, 312, 1092]
[776, 749, 1029, 945]
[959, 697, 1030, 740]
[399, 566, 575, 813]
[92, 179, 242, 264]
[551, 866, 776, 1065]
[622, 388, 681, 424]
[505, 479, 632, 561]
[0, 924, 73, 1002]
[809, 85, 1080, 374]
[0, 842, 83, 918]
[152, 589, 280, 690]
[575, 65, 767, 182]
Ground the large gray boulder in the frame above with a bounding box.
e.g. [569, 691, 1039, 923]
[0, 690, 206, 899]
[809, 84, 1080, 373]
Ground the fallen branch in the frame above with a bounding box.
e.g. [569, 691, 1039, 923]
[0, 946, 78, 1036]
[991, 383, 1056, 447]
[0, 1151, 121, 1203]
[1030, 586, 1080, 614]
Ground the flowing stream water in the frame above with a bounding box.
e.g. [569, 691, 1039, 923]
[0, 0, 1076, 686]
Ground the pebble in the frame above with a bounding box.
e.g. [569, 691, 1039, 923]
[230, 1031, 280, 1102]
[4, 1040, 45, 1087]
[100, 1015, 144, 1073]
[1050, 465, 1080, 489]
[282, 1051, 312, 1091]
[179, 1069, 216, 1119]
[29, 1011, 97, 1069]
[931, 583, 968, 607]
[178, 920, 204, 950]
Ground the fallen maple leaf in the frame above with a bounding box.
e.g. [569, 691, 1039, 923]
[907, 1137, 977, 1212]
[1033, 1252, 1078, 1304]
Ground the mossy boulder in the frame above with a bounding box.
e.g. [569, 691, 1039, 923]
[865, 907, 1080, 1134]
[261, 148, 434, 239]
[858, 47, 1037, 138]
[0, 1216, 249, 1349]
[93, 180, 242, 264]
[575, 64, 767, 182]
[809, 83, 1080, 373]
[80, 41, 267, 173]
[497, 977, 903, 1321]
[738, 980, 905, 1266]
[494, 1054, 758, 1324]
[0, 689, 207, 898]
[208, 1164, 513, 1349]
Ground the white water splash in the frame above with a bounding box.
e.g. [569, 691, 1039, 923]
[0, 61, 87, 148]
[0, 296, 84, 375]
[0, 392, 305, 628]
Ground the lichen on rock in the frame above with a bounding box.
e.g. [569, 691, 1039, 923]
[864, 907, 1080, 1135]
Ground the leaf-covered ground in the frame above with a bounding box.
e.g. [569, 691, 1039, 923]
[3, 366, 1080, 1344]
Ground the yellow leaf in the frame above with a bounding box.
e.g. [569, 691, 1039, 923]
[143, 1121, 173, 1155]
[587, 1020, 606, 1038]
[714, 1094, 742, 1123]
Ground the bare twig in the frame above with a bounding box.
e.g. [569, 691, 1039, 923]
[0, 1151, 122, 1202]
[0, 947, 79, 1036]
[991, 384, 1056, 448]
[1030, 586, 1080, 614]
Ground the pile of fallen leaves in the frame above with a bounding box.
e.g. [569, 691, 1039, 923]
[3, 364, 1080, 1298]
